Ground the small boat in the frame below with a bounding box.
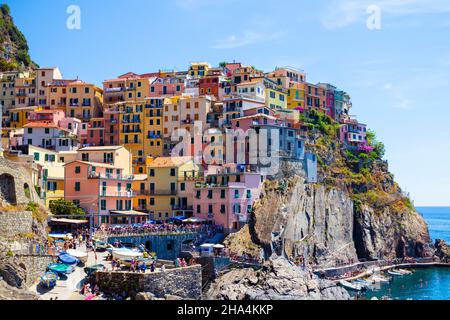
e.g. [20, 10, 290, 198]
[66, 249, 88, 264]
[388, 269, 404, 276]
[369, 275, 391, 283]
[49, 233, 73, 240]
[39, 272, 58, 289]
[397, 268, 413, 275]
[339, 280, 367, 292]
[111, 248, 143, 261]
[354, 279, 374, 290]
[84, 264, 106, 276]
[47, 263, 74, 275]
[93, 239, 108, 251]
[59, 252, 80, 265]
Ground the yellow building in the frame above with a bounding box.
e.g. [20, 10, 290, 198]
[143, 97, 164, 161]
[147, 156, 199, 221]
[264, 78, 287, 110]
[287, 83, 306, 110]
[66, 80, 103, 121]
[8, 106, 34, 128]
[132, 174, 149, 213]
[30, 145, 78, 207]
[188, 62, 211, 78]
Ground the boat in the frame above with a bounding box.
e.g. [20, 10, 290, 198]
[39, 272, 58, 289]
[397, 268, 413, 275]
[339, 280, 367, 292]
[387, 269, 404, 276]
[111, 247, 143, 260]
[354, 279, 374, 290]
[66, 249, 88, 264]
[369, 275, 391, 283]
[48, 233, 73, 240]
[59, 252, 80, 265]
[84, 264, 106, 276]
[47, 263, 74, 275]
[93, 239, 108, 251]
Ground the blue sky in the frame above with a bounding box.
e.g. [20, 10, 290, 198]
[4, 0, 450, 205]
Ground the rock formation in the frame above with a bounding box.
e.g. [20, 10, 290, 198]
[206, 257, 350, 300]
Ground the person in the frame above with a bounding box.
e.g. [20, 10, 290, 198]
[161, 264, 166, 272]
[93, 284, 100, 295]
[139, 261, 147, 273]
[150, 261, 155, 273]
[175, 258, 180, 268]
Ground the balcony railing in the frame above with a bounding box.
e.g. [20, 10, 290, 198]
[99, 191, 134, 198]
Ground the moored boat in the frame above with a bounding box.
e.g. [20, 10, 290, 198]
[339, 280, 367, 292]
[111, 247, 143, 260]
[354, 279, 374, 290]
[59, 252, 80, 265]
[397, 268, 413, 275]
[387, 269, 404, 276]
[39, 271, 58, 289]
[369, 275, 391, 283]
[66, 249, 88, 264]
[47, 263, 74, 275]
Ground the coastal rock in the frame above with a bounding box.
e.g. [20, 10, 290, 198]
[206, 257, 350, 300]
[353, 204, 431, 260]
[434, 239, 450, 263]
[0, 280, 39, 300]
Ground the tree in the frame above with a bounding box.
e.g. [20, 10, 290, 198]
[219, 61, 228, 68]
[49, 199, 85, 217]
[366, 129, 385, 159]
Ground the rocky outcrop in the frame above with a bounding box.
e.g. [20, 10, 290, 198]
[353, 204, 431, 261]
[206, 257, 350, 300]
[243, 176, 359, 267]
[434, 239, 450, 263]
[0, 281, 39, 300]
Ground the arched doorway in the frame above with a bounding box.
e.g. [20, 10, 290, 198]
[0, 173, 17, 204]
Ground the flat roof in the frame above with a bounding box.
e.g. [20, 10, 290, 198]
[78, 146, 122, 151]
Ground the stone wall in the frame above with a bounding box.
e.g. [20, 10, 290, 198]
[0, 254, 55, 288]
[91, 265, 202, 300]
[0, 211, 33, 238]
[0, 157, 41, 205]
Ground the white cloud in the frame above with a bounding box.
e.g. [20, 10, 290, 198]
[212, 31, 284, 49]
[321, 0, 450, 29]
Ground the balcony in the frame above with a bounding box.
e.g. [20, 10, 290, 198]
[89, 172, 135, 181]
[147, 133, 162, 139]
[105, 87, 125, 93]
[99, 190, 135, 198]
[172, 205, 193, 211]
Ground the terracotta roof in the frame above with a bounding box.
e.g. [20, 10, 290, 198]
[23, 122, 58, 129]
[148, 156, 193, 168]
[63, 160, 116, 169]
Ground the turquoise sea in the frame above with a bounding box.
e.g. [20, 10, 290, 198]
[360, 207, 450, 300]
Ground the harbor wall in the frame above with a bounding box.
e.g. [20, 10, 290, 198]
[91, 265, 202, 300]
[106, 233, 198, 260]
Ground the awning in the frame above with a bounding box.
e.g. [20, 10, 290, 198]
[213, 244, 225, 249]
[110, 210, 149, 216]
[50, 218, 88, 225]
[170, 215, 186, 222]
[183, 217, 206, 223]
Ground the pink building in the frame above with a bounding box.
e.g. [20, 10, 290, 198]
[339, 118, 367, 150]
[80, 118, 105, 147]
[193, 165, 263, 232]
[149, 76, 185, 97]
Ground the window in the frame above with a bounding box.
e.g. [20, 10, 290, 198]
[208, 204, 213, 214]
[221, 189, 226, 199]
[220, 204, 226, 214]
[197, 205, 201, 214]
[149, 169, 155, 177]
[246, 190, 252, 199]
[208, 190, 213, 199]
[101, 200, 106, 211]
[180, 183, 186, 191]
[75, 166, 81, 174]
[33, 153, 40, 161]
[75, 182, 81, 191]
[170, 168, 176, 176]
[150, 198, 155, 205]
[234, 190, 240, 199]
